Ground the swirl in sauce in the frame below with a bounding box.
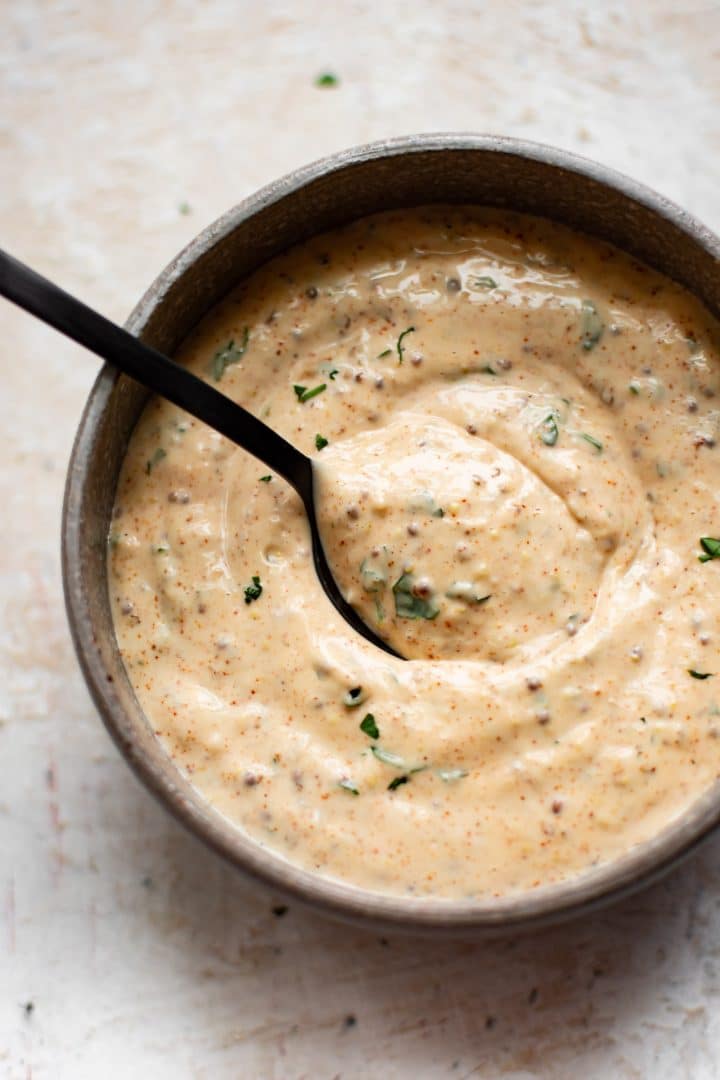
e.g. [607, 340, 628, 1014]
[110, 208, 720, 898]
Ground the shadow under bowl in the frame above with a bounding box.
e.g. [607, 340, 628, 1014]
[62, 134, 720, 937]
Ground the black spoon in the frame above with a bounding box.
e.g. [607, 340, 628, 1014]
[0, 248, 401, 658]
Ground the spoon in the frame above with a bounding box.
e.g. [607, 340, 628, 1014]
[0, 248, 401, 658]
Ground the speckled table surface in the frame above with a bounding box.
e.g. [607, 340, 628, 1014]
[3, 3, 720, 1077]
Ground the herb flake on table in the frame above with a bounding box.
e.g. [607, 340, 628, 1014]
[145, 447, 167, 474]
[392, 572, 440, 620]
[473, 276, 497, 289]
[293, 383, 327, 403]
[387, 775, 409, 791]
[212, 328, 250, 381]
[259, 475, 272, 483]
[315, 434, 329, 450]
[580, 299, 604, 351]
[688, 669, 714, 679]
[244, 575, 263, 604]
[339, 778, 359, 795]
[315, 72, 339, 87]
[360, 713, 380, 739]
[377, 348, 392, 359]
[699, 537, 720, 562]
[396, 326, 416, 364]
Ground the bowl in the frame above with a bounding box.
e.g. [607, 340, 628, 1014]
[62, 134, 720, 937]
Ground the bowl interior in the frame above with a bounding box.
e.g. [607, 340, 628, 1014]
[62, 135, 720, 935]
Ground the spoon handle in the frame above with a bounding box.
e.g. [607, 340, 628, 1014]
[0, 248, 313, 500]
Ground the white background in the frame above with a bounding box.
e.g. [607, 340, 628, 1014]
[2, 2, 720, 1076]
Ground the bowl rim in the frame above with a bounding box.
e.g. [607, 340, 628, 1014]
[62, 133, 720, 935]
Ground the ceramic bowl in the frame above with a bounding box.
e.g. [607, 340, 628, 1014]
[62, 134, 720, 936]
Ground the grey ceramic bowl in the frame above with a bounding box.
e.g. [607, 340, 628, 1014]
[63, 134, 720, 937]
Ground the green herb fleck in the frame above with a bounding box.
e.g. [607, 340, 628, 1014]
[688, 669, 714, 679]
[360, 554, 387, 593]
[315, 72, 339, 88]
[432, 507, 445, 518]
[153, 544, 170, 555]
[293, 382, 327, 403]
[339, 778, 359, 795]
[244, 575, 263, 604]
[699, 537, 720, 562]
[315, 434, 329, 451]
[580, 433, 603, 453]
[259, 475, 272, 483]
[396, 326, 416, 364]
[360, 713, 380, 740]
[539, 414, 559, 446]
[328, 368, 339, 380]
[388, 775, 409, 791]
[377, 349, 392, 359]
[343, 686, 365, 708]
[629, 381, 641, 395]
[392, 572, 440, 620]
[178, 201, 192, 216]
[212, 328, 250, 381]
[481, 365, 497, 375]
[145, 447, 167, 475]
[371, 746, 406, 768]
[108, 532, 121, 548]
[580, 299, 604, 351]
[438, 768, 468, 782]
[473, 276, 497, 289]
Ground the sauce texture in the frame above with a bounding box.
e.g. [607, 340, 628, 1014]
[110, 207, 720, 898]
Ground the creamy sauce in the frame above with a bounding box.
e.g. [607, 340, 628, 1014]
[110, 207, 720, 898]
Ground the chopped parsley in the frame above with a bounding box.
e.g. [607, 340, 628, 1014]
[580, 299, 604, 351]
[360, 553, 387, 593]
[360, 713, 380, 740]
[473, 276, 497, 289]
[580, 433, 603, 453]
[244, 575, 263, 604]
[315, 434, 329, 450]
[371, 745, 406, 768]
[392, 572, 440, 620]
[145, 447, 167, 474]
[539, 414, 559, 446]
[438, 768, 468, 782]
[315, 72, 339, 87]
[699, 537, 720, 562]
[396, 326, 416, 364]
[328, 368, 339, 380]
[343, 686, 365, 707]
[339, 778, 359, 795]
[377, 349, 392, 359]
[293, 383, 327, 403]
[629, 381, 641, 395]
[481, 365, 498, 375]
[212, 328, 250, 381]
[688, 669, 714, 679]
[259, 475, 272, 483]
[387, 776, 409, 791]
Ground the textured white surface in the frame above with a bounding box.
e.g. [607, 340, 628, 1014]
[3, 2, 720, 1076]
